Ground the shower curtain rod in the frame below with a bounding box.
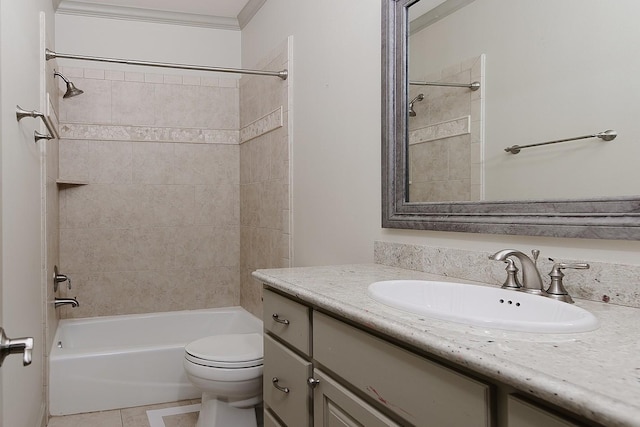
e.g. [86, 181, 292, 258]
[45, 49, 288, 80]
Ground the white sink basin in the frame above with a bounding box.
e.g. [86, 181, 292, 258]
[368, 280, 599, 333]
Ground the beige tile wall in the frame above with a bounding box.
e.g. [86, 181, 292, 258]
[239, 39, 291, 317]
[408, 55, 484, 202]
[57, 68, 241, 318]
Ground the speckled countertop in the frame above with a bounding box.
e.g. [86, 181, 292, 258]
[253, 264, 640, 427]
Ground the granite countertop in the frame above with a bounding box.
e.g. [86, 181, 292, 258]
[253, 263, 640, 427]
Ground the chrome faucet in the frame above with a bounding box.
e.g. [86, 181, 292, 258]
[489, 249, 546, 295]
[54, 297, 79, 308]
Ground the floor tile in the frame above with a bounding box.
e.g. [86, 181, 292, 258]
[121, 400, 194, 427]
[162, 412, 198, 427]
[47, 410, 122, 427]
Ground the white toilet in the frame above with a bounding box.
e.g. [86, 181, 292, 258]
[183, 333, 263, 427]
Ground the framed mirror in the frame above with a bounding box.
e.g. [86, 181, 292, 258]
[382, 0, 640, 239]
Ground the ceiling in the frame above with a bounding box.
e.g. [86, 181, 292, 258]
[55, 0, 264, 29]
[64, 0, 251, 18]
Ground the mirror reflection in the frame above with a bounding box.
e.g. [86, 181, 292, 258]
[407, 0, 640, 203]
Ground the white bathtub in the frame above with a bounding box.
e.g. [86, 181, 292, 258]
[49, 307, 262, 416]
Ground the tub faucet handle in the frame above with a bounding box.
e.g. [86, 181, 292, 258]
[53, 265, 71, 291]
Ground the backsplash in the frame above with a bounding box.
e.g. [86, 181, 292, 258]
[374, 241, 640, 309]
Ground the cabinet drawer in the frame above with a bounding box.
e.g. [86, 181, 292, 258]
[264, 408, 285, 427]
[313, 311, 491, 427]
[313, 369, 401, 427]
[263, 289, 311, 355]
[508, 395, 580, 427]
[264, 334, 312, 427]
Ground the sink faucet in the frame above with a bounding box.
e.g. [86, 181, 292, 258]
[489, 249, 546, 295]
[54, 297, 79, 308]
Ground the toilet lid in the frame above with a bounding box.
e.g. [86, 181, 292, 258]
[185, 333, 263, 368]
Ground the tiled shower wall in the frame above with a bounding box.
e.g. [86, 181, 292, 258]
[57, 67, 241, 318]
[408, 55, 484, 202]
[239, 39, 291, 317]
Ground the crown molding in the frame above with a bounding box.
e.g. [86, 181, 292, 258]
[56, 1, 240, 30]
[238, 0, 266, 29]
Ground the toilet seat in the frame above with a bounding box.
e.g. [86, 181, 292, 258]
[185, 333, 263, 369]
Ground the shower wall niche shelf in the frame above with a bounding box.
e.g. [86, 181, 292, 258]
[56, 179, 88, 187]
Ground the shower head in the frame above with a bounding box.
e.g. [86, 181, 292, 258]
[408, 93, 424, 117]
[54, 71, 84, 98]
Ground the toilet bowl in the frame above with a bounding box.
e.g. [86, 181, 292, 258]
[184, 333, 263, 427]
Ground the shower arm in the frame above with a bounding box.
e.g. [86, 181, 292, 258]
[45, 49, 288, 80]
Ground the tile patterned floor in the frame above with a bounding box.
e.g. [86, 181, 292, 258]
[47, 401, 264, 427]
[46, 400, 200, 427]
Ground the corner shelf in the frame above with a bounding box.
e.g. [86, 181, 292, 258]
[56, 179, 89, 187]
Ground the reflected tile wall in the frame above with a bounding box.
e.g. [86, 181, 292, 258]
[58, 68, 240, 318]
[239, 38, 292, 318]
[408, 55, 484, 202]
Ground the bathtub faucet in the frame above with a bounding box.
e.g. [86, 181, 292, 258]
[54, 297, 79, 308]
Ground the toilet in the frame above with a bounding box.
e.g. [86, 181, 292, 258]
[183, 333, 263, 427]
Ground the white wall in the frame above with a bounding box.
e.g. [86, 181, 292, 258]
[242, 0, 640, 267]
[55, 14, 241, 77]
[1, 2, 55, 426]
[242, 0, 382, 266]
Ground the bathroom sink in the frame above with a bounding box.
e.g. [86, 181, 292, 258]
[368, 280, 599, 333]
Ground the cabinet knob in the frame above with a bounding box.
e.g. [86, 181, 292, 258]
[308, 377, 320, 388]
[272, 377, 290, 394]
[272, 313, 290, 325]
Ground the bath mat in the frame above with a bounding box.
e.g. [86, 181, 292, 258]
[147, 403, 200, 427]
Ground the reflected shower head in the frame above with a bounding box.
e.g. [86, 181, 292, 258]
[54, 71, 84, 98]
[408, 93, 424, 117]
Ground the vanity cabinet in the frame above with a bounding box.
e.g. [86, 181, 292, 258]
[262, 287, 596, 427]
[507, 395, 580, 427]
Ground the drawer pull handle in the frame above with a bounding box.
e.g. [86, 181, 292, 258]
[272, 377, 290, 393]
[308, 377, 320, 388]
[272, 313, 290, 325]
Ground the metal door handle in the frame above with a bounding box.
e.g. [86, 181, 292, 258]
[0, 327, 34, 366]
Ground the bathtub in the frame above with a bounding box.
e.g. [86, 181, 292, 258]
[49, 307, 262, 416]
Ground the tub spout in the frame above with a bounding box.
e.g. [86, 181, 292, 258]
[55, 297, 79, 308]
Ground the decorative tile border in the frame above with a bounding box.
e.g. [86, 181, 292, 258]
[374, 241, 640, 309]
[409, 116, 470, 145]
[59, 123, 239, 144]
[240, 106, 283, 143]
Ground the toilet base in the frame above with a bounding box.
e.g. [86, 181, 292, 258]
[196, 392, 257, 427]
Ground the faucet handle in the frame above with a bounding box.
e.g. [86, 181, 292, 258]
[552, 262, 590, 271]
[531, 249, 540, 265]
[545, 262, 590, 303]
[501, 258, 522, 289]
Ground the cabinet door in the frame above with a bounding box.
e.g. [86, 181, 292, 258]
[508, 395, 580, 427]
[264, 334, 313, 427]
[314, 311, 491, 426]
[313, 369, 401, 427]
[264, 408, 286, 427]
